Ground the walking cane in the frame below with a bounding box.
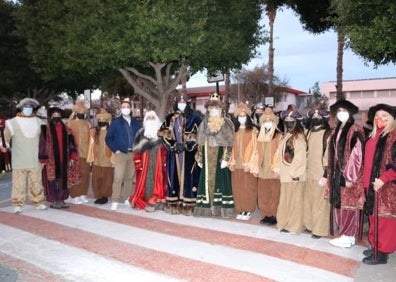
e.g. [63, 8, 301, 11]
[329, 203, 334, 236]
[374, 188, 379, 261]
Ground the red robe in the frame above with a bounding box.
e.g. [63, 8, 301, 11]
[128, 146, 167, 209]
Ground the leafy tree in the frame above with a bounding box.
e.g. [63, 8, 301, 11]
[15, 0, 265, 118]
[305, 81, 329, 110]
[288, 0, 346, 101]
[333, 0, 396, 65]
[231, 64, 289, 105]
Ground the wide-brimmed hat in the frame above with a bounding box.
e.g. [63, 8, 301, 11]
[368, 104, 396, 120]
[307, 108, 330, 119]
[16, 98, 40, 109]
[174, 94, 191, 103]
[280, 109, 303, 120]
[96, 108, 112, 121]
[330, 100, 359, 114]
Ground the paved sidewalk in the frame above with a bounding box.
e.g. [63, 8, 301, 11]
[0, 172, 395, 281]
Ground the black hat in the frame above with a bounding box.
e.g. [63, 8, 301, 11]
[280, 109, 303, 120]
[307, 108, 330, 119]
[368, 104, 396, 120]
[47, 106, 63, 117]
[330, 100, 359, 114]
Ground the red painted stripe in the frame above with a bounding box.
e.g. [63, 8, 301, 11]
[0, 252, 64, 281]
[0, 211, 274, 282]
[66, 205, 360, 277]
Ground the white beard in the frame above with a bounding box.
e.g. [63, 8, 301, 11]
[143, 119, 162, 140]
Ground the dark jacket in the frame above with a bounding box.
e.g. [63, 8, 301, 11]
[105, 115, 141, 154]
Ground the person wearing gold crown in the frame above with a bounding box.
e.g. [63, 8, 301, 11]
[158, 94, 202, 215]
[228, 102, 258, 220]
[194, 93, 235, 218]
[1, 98, 48, 213]
[105, 98, 141, 210]
[86, 108, 113, 205]
[66, 100, 91, 204]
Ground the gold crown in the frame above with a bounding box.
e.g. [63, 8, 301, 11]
[210, 92, 221, 101]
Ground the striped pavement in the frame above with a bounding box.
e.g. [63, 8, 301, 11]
[0, 200, 395, 282]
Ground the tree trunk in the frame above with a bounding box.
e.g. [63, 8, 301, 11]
[267, 8, 276, 98]
[118, 61, 187, 120]
[224, 70, 231, 114]
[336, 31, 345, 101]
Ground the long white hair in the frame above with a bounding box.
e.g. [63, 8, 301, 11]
[143, 111, 162, 139]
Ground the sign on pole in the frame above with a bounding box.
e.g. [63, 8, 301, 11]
[84, 89, 91, 109]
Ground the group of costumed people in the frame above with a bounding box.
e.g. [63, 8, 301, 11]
[1, 94, 396, 266]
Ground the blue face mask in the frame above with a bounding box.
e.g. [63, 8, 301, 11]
[209, 108, 220, 117]
[22, 107, 33, 116]
[238, 116, 247, 125]
[177, 103, 187, 112]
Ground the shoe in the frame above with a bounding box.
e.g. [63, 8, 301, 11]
[50, 203, 62, 209]
[260, 216, 270, 224]
[13, 206, 22, 214]
[79, 195, 89, 203]
[266, 216, 277, 225]
[110, 202, 118, 211]
[241, 212, 252, 220]
[280, 229, 295, 234]
[72, 197, 83, 204]
[0, 170, 5, 179]
[311, 234, 322, 239]
[236, 212, 245, 220]
[124, 199, 131, 208]
[304, 228, 312, 234]
[36, 204, 48, 210]
[363, 248, 373, 256]
[60, 202, 69, 209]
[94, 197, 108, 204]
[362, 252, 388, 265]
[329, 235, 355, 248]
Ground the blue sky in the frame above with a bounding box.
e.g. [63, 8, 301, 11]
[187, 7, 395, 93]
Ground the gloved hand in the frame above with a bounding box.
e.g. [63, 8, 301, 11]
[174, 143, 186, 154]
[220, 160, 228, 169]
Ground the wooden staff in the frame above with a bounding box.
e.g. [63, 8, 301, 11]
[374, 189, 379, 261]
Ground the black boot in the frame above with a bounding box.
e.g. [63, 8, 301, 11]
[362, 251, 388, 265]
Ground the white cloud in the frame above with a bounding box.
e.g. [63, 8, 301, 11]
[188, 7, 395, 93]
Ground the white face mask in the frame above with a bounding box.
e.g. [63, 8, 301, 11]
[177, 103, 187, 112]
[22, 107, 33, 116]
[238, 116, 247, 125]
[336, 111, 349, 123]
[264, 121, 273, 130]
[209, 108, 220, 117]
[121, 108, 131, 116]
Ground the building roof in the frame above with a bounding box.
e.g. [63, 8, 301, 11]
[186, 85, 226, 98]
[186, 85, 305, 98]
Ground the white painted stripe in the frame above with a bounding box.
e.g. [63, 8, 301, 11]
[18, 207, 354, 282]
[0, 224, 184, 282]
